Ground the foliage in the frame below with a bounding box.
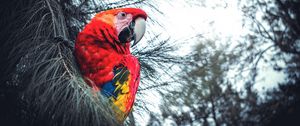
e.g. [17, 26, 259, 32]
[240, 0, 300, 125]
[149, 0, 300, 125]
[158, 40, 245, 126]
[0, 0, 184, 125]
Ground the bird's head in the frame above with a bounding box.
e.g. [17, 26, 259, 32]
[91, 8, 147, 48]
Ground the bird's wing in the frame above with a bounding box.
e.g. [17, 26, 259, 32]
[100, 56, 140, 122]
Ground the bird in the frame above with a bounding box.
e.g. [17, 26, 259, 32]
[75, 8, 147, 122]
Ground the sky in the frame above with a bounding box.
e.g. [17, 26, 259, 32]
[141, 0, 285, 91]
[134, 0, 286, 125]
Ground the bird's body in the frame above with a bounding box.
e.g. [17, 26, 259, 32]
[75, 8, 147, 121]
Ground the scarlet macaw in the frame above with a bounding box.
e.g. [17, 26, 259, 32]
[75, 8, 147, 122]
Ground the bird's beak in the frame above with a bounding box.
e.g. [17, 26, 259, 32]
[131, 17, 146, 47]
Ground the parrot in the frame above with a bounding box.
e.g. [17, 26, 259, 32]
[75, 8, 147, 122]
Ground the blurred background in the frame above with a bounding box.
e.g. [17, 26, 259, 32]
[0, 0, 299, 126]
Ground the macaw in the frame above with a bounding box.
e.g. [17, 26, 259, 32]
[75, 8, 147, 122]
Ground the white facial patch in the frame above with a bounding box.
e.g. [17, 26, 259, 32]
[115, 14, 133, 36]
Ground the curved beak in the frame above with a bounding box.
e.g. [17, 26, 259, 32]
[131, 17, 146, 47]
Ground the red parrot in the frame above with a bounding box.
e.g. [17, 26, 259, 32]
[75, 8, 147, 121]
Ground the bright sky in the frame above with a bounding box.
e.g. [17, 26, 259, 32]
[135, 0, 286, 125]
[142, 0, 285, 91]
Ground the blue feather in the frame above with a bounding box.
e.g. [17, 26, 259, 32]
[101, 81, 117, 98]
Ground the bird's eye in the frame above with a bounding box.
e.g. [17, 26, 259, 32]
[117, 12, 127, 19]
